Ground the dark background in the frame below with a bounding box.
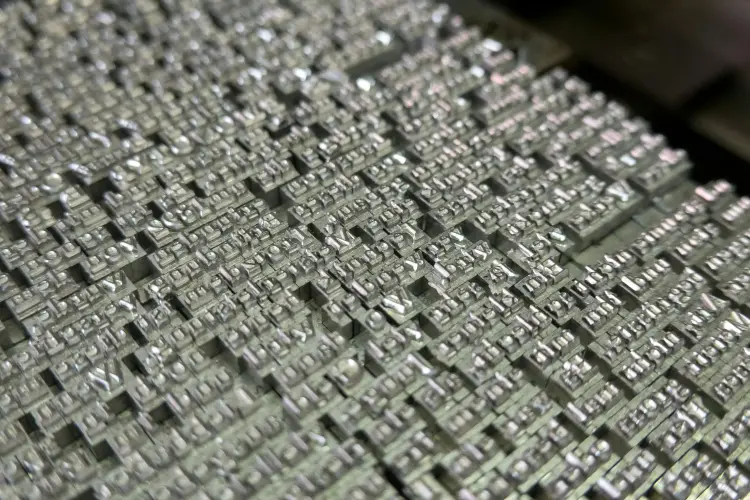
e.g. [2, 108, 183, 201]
[452, 0, 750, 193]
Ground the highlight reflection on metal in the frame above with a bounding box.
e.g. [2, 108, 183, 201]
[0, 0, 749, 498]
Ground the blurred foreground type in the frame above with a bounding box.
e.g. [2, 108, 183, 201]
[0, 1, 749, 499]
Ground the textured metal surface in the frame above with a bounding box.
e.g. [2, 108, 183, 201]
[0, 1, 749, 499]
[490, 0, 750, 183]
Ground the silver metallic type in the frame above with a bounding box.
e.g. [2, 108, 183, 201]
[0, 0, 749, 498]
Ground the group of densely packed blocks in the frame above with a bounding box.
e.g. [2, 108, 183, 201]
[0, 0, 749, 498]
